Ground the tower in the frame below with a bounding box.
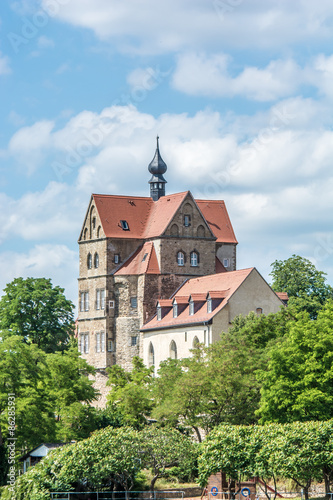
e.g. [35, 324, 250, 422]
[148, 136, 167, 201]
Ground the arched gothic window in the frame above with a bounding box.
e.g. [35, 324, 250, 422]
[197, 225, 205, 238]
[148, 342, 155, 367]
[170, 340, 177, 359]
[94, 253, 99, 268]
[87, 253, 92, 269]
[170, 224, 179, 236]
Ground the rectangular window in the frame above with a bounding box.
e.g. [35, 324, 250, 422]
[130, 297, 137, 308]
[173, 303, 178, 318]
[142, 253, 148, 262]
[96, 289, 100, 310]
[101, 289, 105, 310]
[80, 292, 85, 312]
[131, 336, 138, 346]
[157, 306, 162, 321]
[184, 215, 191, 227]
[79, 334, 85, 353]
[96, 332, 101, 353]
[84, 292, 89, 311]
[207, 298, 212, 313]
[84, 333, 89, 353]
[120, 220, 129, 230]
[114, 254, 120, 264]
[204, 330, 207, 346]
[185, 331, 187, 342]
[223, 258, 230, 268]
[101, 331, 105, 352]
[107, 339, 114, 352]
[189, 301, 194, 315]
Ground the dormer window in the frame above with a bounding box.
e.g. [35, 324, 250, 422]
[207, 298, 212, 313]
[120, 220, 129, 230]
[189, 300, 194, 316]
[184, 215, 191, 227]
[87, 253, 92, 269]
[173, 303, 178, 318]
[142, 253, 148, 262]
[157, 306, 162, 321]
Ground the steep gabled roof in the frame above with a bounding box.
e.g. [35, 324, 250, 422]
[196, 199, 237, 244]
[114, 242, 160, 275]
[141, 268, 255, 331]
[87, 191, 237, 243]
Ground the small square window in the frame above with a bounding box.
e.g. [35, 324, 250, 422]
[223, 258, 230, 268]
[114, 254, 120, 264]
[120, 220, 129, 230]
[131, 297, 137, 308]
[131, 336, 138, 346]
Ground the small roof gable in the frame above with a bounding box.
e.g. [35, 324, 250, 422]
[141, 268, 254, 331]
[20, 443, 65, 461]
[196, 199, 237, 244]
[114, 242, 160, 275]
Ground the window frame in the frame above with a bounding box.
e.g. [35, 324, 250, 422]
[190, 251, 199, 267]
[177, 251, 185, 266]
[94, 252, 99, 268]
[87, 253, 92, 269]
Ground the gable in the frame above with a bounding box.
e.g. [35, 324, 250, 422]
[78, 195, 105, 242]
[163, 192, 215, 239]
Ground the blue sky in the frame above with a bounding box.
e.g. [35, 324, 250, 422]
[0, 0, 333, 307]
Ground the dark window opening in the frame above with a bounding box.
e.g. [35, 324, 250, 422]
[142, 253, 148, 262]
[120, 220, 129, 230]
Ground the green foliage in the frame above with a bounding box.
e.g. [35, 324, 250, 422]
[106, 356, 154, 428]
[257, 301, 333, 423]
[198, 421, 333, 498]
[1, 426, 197, 498]
[0, 277, 75, 353]
[270, 255, 333, 318]
[0, 336, 98, 456]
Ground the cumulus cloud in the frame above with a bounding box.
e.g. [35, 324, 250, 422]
[172, 53, 303, 101]
[8, 120, 54, 174]
[40, 0, 333, 54]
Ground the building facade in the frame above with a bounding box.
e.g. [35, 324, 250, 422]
[77, 140, 238, 404]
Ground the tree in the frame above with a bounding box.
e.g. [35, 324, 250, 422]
[140, 426, 198, 492]
[270, 255, 333, 318]
[0, 277, 75, 352]
[0, 336, 98, 458]
[106, 356, 154, 428]
[257, 301, 333, 423]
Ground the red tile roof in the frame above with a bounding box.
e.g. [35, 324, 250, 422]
[141, 268, 255, 331]
[216, 257, 227, 273]
[196, 199, 237, 244]
[189, 293, 206, 301]
[114, 241, 160, 275]
[276, 292, 289, 301]
[91, 192, 237, 243]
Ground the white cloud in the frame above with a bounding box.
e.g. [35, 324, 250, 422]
[171, 52, 305, 101]
[40, 0, 333, 55]
[8, 120, 54, 174]
[37, 35, 54, 49]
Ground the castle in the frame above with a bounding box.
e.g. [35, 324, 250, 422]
[77, 139, 283, 403]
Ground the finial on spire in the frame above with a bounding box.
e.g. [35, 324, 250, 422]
[148, 137, 167, 201]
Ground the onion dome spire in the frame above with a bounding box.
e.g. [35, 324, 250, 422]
[148, 136, 167, 201]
